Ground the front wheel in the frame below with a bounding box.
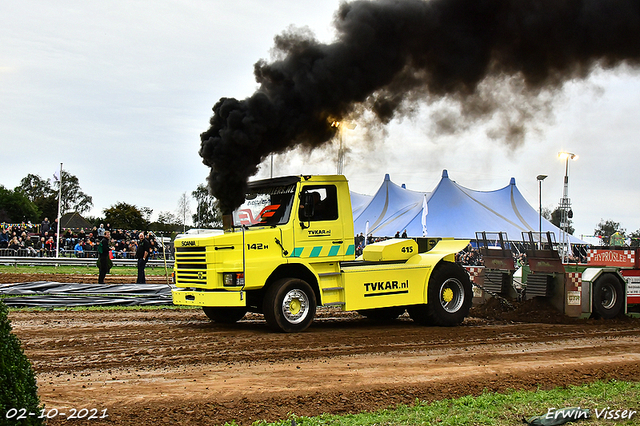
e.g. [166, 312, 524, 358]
[592, 275, 624, 319]
[202, 307, 246, 323]
[409, 262, 472, 326]
[263, 278, 316, 332]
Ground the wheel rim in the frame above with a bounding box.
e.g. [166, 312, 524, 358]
[599, 282, 617, 310]
[440, 278, 464, 313]
[281, 289, 310, 324]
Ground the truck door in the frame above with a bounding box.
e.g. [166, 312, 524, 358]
[292, 184, 347, 261]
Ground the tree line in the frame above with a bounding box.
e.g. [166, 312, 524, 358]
[2, 170, 637, 244]
[0, 170, 222, 233]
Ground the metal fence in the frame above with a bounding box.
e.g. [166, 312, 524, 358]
[0, 248, 173, 261]
[0, 255, 174, 268]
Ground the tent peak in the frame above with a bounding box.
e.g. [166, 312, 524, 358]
[384, 173, 390, 181]
[442, 170, 449, 179]
[510, 177, 516, 185]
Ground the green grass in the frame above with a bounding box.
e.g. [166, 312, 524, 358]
[0, 264, 169, 276]
[249, 380, 639, 426]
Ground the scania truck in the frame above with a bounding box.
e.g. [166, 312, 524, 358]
[172, 175, 472, 332]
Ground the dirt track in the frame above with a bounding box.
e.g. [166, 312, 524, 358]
[5, 274, 640, 425]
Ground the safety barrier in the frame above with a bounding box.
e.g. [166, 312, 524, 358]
[0, 256, 174, 268]
[0, 248, 173, 260]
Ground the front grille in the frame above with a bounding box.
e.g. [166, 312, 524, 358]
[175, 246, 207, 285]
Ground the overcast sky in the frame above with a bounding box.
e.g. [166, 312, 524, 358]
[2, 0, 639, 238]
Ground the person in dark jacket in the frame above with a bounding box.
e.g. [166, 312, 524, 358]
[136, 232, 151, 284]
[97, 231, 112, 284]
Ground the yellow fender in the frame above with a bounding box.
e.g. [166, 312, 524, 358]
[406, 239, 470, 303]
[406, 238, 470, 265]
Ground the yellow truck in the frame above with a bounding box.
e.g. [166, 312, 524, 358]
[172, 175, 472, 332]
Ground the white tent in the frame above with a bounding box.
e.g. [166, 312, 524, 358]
[351, 170, 585, 244]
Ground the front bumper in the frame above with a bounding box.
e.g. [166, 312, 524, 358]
[172, 288, 246, 307]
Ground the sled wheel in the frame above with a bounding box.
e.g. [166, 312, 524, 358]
[427, 262, 472, 326]
[409, 263, 471, 326]
[202, 307, 246, 323]
[358, 307, 405, 321]
[263, 278, 316, 332]
[592, 274, 624, 319]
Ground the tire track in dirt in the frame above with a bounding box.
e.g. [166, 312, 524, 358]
[9, 308, 640, 426]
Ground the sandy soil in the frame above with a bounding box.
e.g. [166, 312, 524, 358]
[5, 273, 640, 425]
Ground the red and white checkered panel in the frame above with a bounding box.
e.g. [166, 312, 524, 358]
[464, 266, 482, 284]
[567, 272, 582, 291]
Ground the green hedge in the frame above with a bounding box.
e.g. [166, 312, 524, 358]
[0, 300, 42, 426]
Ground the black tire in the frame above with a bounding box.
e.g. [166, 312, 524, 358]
[202, 306, 246, 323]
[407, 304, 434, 326]
[358, 307, 405, 321]
[409, 262, 472, 326]
[592, 274, 624, 319]
[263, 278, 316, 332]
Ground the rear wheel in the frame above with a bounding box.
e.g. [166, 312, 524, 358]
[592, 275, 624, 319]
[202, 307, 246, 323]
[263, 278, 316, 332]
[409, 262, 472, 326]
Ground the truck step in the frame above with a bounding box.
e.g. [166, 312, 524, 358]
[318, 272, 341, 277]
[323, 302, 346, 306]
[322, 287, 344, 292]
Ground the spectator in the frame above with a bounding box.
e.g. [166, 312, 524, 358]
[35, 237, 46, 257]
[8, 236, 21, 251]
[74, 240, 84, 258]
[41, 217, 50, 236]
[0, 229, 8, 248]
[45, 236, 56, 256]
[135, 232, 151, 283]
[97, 231, 112, 284]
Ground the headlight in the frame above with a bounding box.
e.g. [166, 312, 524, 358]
[223, 272, 244, 287]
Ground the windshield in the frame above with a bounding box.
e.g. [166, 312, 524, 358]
[232, 183, 296, 227]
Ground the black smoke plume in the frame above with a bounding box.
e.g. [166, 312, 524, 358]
[200, 0, 640, 213]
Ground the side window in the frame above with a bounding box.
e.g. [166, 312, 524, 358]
[299, 185, 338, 222]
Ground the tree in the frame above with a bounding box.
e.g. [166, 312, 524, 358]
[15, 174, 57, 221]
[594, 219, 626, 246]
[15, 174, 55, 201]
[0, 185, 40, 223]
[54, 170, 93, 214]
[149, 211, 181, 233]
[103, 202, 149, 230]
[176, 192, 191, 232]
[15, 170, 93, 218]
[192, 184, 222, 228]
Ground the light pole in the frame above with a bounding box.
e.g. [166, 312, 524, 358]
[332, 121, 356, 175]
[558, 152, 577, 262]
[536, 174, 547, 241]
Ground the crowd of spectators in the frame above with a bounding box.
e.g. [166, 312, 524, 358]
[354, 232, 394, 257]
[353, 234, 573, 268]
[0, 222, 170, 259]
